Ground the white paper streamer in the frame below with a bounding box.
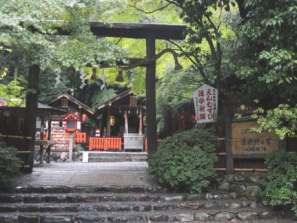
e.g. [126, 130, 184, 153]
[79, 68, 86, 89]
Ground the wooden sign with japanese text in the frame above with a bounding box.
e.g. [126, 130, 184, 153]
[232, 121, 279, 155]
[193, 84, 218, 123]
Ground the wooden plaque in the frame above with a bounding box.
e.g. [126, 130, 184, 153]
[231, 121, 279, 155]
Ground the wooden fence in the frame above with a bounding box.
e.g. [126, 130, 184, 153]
[89, 137, 122, 151]
[75, 132, 87, 143]
[0, 135, 32, 170]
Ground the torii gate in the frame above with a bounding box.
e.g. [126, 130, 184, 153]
[24, 22, 186, 172]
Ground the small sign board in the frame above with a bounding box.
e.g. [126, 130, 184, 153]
[193, 84, 218, 123]
[232, 121, 279, 155]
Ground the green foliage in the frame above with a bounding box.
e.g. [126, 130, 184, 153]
[0, 142, 23, 185]
[252, 104, 297, 140]
[0, 0, 125, 71]
[168, 0, 237, 87]
[39, 70, 70, 103]
[0, 76, 27, 106]
[91, 89, 116, 110]
[233, 0, 297, 102]
[260, 150, 297, 216]
[148, 128, 218, 193]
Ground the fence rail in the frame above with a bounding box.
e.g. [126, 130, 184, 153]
[75, 132, 87, 143]
[89, 137, 122, 151]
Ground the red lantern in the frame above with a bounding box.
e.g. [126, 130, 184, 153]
[82, 114, 88, 122]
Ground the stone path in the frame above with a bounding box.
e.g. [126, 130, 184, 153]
[15, 162, 149, 187]
[1, 162, 296, 222]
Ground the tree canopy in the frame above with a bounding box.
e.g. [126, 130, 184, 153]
[1, 0, 296, 138]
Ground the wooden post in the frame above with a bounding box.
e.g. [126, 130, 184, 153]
[225, 114, 233, 173]
[107, 105, 111, 137]
[47, 112, 52, 164]
[68, 133, 74, 162]
[24, 65, 40, 173]
[146, 36, 158, 158]
[39, 116, 44, 164]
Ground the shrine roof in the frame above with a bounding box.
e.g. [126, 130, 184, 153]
[47, 93, 94, 116]
[96, 89, 133, 111]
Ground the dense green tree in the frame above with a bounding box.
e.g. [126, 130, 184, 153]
[0, 0, 126, 95]
[231, 0, 297, 138]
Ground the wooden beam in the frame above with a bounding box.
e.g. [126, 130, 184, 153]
[89, 22, 186, 40]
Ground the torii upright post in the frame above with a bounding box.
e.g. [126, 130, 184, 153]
[146, 35, 158, 158]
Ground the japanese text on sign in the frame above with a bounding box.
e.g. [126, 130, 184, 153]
[231, 121, 279, 155]
[193, 84, 218, 123]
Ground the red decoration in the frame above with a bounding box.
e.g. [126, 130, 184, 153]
[82, 114, 88, 122]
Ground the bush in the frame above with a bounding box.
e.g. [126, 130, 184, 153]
[0, 142, 23, 185]
[148, 128, 218, 193]
[260, 149, 297, 216]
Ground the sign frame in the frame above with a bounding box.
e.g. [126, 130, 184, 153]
[193, 84, 218, 124]
[231, 121, 279, 156]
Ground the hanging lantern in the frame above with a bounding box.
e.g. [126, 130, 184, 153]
[110, 116, 115, 126]
[82, 114, 88, 122]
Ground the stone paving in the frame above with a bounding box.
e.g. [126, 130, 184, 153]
[2, 162, 296, 222]
[15, 162, 149, 187]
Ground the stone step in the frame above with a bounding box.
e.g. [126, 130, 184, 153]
[0, 185, 158, 194]
[0, 210, 290, 222]
[88, 157, 147, 162]
[82, 151, 148, 162]
[0, 191, 248, 205]
[0, 186, 294, 222]
[0, 201, 268, 212]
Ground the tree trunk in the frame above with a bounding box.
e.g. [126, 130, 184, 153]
[23, 65, 40, 173]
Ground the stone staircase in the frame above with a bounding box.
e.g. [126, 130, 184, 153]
[82, 151, 148, 163]
[0, 185, 293, 223]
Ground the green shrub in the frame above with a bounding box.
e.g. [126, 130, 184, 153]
[260, 149, 297, 216]
[0, 142, 23, 185]
[148, 128, 218, 193]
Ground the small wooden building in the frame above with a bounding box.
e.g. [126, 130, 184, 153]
[46, 93, 94, 150]
[88, 89, 146, 151]
[95, 89, 146, 138]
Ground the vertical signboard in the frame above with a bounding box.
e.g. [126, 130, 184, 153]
[193, 84, 218, 123]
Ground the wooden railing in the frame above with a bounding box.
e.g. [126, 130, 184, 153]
[89, 137, 122, 151]
[75, 132, 87, 143]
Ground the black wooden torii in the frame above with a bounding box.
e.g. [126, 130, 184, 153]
[25, 22, 186, 171]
